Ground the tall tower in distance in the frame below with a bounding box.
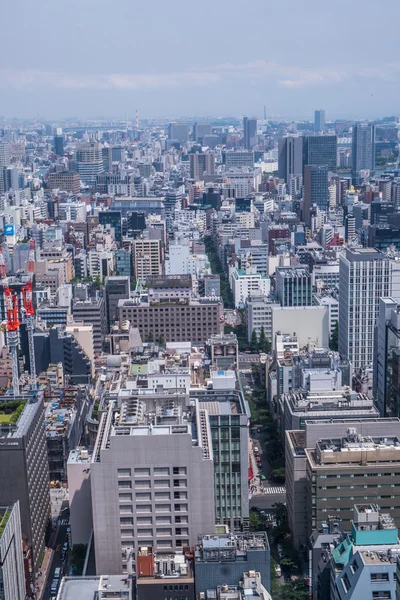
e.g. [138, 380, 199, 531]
[352, 123, 376, 185]
[243, 116, 258, 149]
[314, 109, 325, 132]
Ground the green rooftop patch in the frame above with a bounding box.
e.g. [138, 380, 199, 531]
[0, 399, 27, 425]
[0, 509, 11, 537]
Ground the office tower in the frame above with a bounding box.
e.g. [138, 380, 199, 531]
[275, 266, 312, 307]
[339, 248, 400, 371]
[192, 388, 250, 530]
[119, 296, 223, 343]
[133, 238, 163, 280]
[314, 109, 325, 132]
[306, 428, 400, 538]
[352, 123, 376, 185]
[0, 502, 26, 600]
[76, 142, 104, 185]
[193, 122, 212, 141]
[0, 393, 50, 577]
[0, 141, 10, 168]
[374, 298, 400, 417]
[225, 150, 254, 170]
[105, 276, 130, 331]
[278, 136, 303, 183]
[168, 122, 190, 143]
[194, 533, 270, 596]
[98, 210, 122, 245]
[48, 171, 80, 194]
[90, 392, 216, 575]
[54, 132, 64, 156]
[303, 165, 329, 225]
[243, 117, 258, 150]
[303, 135, 337, 172]
[189, 152, 215, 181]
[72, 297, 106, 355]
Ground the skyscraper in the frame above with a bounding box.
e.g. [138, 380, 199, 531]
[54, 130, 64, 156]
[168, 122, 190, 143]
[352, 123, 376, 185]
[303, 165, 329, 225]
[278, 136, 303, 183]
[303, 135, 337, 172]
[314, 109, 325, 132]
[0, 502, 26, 600]
[339, 247, 400, 371]
[243, 117, 258, 150]
[76, 142, 104, 185]
[0, 141, 10, 194]
[193, 122, 212, 142]
[189, 152, 215, 180]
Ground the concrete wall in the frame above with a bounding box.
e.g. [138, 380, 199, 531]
[67, 459, 93, 546]
[272, 306, 329, 350]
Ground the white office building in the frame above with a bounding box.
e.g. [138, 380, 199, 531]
[339, 248, 400, 371]
[230, 266, 271, 308]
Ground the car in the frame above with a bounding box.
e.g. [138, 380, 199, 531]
[275, 565, 282, 577]
[50, 579, 58, 595]
[63, 542, 68, 552]
[61, 551, 65, 562]
[260, 474, 266, 480]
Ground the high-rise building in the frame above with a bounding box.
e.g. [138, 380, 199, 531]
[189, 152, 215, 181]
[303, 164, 329, 225]
[193, 122, 212, 141]
[48, 171, 80, 194]
[0, 502, 26, 600]
[374, 298, 400, 417]
[168, 123, 190, 143]
[98, 210, 122, 245]
[76, 142, 104, 185]
[0, 393, 50, 578]
[54, 132, 64, 156]
[339, 248, 400, 371]
[105, 276, 130, 331]
[90, 392, 216, 575]
[352, 123, 376, 185]
[275, 266, 312, 307]
[303, 135, 337, 172]
[133, 238, 163, 280]
[278, 136, 303, 184]
[243, 117, 258, 150]
[314, 109, 325, 132]
[225, 150, 255, 170]
[0, 142, 10, 194]
[72, 296, 107, 355]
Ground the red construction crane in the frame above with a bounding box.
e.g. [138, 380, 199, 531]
[0, 248, 7, 278]
[4, 286, 20, 395]
[22, 280, 36, 385]
[27, 238, 35, 273]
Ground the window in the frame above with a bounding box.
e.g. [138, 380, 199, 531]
[119, 493, 132, 501]
[118, 480, 131, 489]
[118, 468, 131, 477]
[135, 468, 150, 476]
[154, 467, 170, 476]
[372, 593, 391, 600]
[371, 573, 389, 582]
[136, 493, 151, 501]
[120, 517, 133, 525]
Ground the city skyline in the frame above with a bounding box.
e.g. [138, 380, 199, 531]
[2, 0, 400, 118]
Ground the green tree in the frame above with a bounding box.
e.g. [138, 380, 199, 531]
[250, 329, 259, 353]
[329, 321, 339, 351]
[147, 331, 154, 343]
[258, 326, 271, 354]
[158, 334, 165, 347]
[271, 467, 286, 483]
[71, 544, 87, 576]
[249, 511, 262, 531]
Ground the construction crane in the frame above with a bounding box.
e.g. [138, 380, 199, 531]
[0, 247, 6, 278]
[21, 280, 36, 386]
[4, 286, 20, 396]
[27, 238, 35, 273]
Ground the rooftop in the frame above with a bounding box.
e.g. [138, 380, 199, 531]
[195, 532, 269, 562]
[57, 575, 131, 600]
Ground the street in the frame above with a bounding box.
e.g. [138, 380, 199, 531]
[42, 520, 70, 600]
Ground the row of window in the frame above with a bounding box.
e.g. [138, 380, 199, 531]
[118, 467, 187, 476]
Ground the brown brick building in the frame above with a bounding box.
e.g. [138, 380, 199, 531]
[48, 171, 80, 194]
[118, 298, 223, 342]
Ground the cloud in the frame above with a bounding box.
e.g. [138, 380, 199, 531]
[1, 60, 399, 92]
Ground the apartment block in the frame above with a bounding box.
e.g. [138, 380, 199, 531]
[72, 297, 107, 355]
[133, 238, 163, 280]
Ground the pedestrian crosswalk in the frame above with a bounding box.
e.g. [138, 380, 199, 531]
[263, 486, 286, 494]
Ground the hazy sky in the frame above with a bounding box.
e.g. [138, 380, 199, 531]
[1, 0, 400, 120]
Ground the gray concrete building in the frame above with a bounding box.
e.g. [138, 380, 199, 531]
[0, 502, 26, 600]
[72, 296, 107, 354]
[105, 276, 130, 331]
[194, 533, 270, 595]
[275, 266, 312, 307]
[286, 417, 400, 550]
[90, 392, 216, 575]
[0, 392, 50, 577]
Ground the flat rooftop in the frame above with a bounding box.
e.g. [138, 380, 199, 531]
[57, 575, 130, 600]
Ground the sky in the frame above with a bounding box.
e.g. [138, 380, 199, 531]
[1, 0, 400, 120]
